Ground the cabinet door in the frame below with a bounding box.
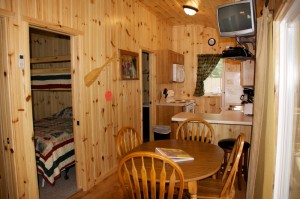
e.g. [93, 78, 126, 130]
[156, 50, 184, 84]
[156, 50, 169, 84]
[241, 60, 254, 86]
[176, 52, 184, 65]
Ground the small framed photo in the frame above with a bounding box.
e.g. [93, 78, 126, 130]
[120, 49, 139, 80]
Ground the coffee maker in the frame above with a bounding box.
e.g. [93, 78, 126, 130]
[240, 88, 254, 104]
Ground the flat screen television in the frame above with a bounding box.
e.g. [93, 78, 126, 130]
[217, 0, 256, 38]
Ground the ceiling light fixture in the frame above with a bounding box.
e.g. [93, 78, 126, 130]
[183, 5, 198, 16]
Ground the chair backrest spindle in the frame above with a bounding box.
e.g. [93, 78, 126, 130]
[176, 118, 215, 144]
[116, 126, 142, 158]
[118, 151, 185, 199]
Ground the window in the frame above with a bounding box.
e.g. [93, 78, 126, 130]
[274, 1, 300, 198]
[204, 59, 224, 95]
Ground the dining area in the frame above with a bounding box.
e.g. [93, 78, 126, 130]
[112, 115, 249, 199]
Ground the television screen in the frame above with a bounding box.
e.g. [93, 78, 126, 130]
[217, 0, 255, 38]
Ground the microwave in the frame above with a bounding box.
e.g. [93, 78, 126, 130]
[173, 64, 185, 82]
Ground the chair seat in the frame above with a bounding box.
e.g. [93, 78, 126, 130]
[197, 178, 235, 198]
[218, 138, 250, 150]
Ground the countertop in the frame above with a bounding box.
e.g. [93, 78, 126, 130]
[171, 110, 253, 125]
[156, 100, 195, 107]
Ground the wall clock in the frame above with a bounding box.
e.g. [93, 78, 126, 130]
[208, 38, 216, 46]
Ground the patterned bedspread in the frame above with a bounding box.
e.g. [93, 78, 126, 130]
[34, 107, 74, 185]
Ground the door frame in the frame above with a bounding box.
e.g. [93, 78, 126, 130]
[140, 48, 156, 142]
[26, 21, 84, 193]
[0, 16, 18, 199]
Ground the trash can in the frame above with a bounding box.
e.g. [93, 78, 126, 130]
[153, 125, 171, 140]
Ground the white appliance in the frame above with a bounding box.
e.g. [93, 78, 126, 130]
[173, 64, 185, 82]
[222, 71, 244, 110]
[183, 102, 196, 113]
[244, 103, 253, 115]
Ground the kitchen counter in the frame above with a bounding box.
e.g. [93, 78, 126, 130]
[171, 110, 253, 144]
[157, 100, 195, 107]
[171, 110, 252, 126]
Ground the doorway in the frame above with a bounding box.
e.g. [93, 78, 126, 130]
[142, 52, 150, 142]
[29, 27, 77, 198]
[142, 50, 156, 142]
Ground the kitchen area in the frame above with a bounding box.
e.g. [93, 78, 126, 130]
[150, 49, 254, 143]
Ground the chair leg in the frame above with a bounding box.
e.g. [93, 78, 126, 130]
[244, 148, 249, 181]
[220, 152, 228, 176]
[238, 154, 243, 190]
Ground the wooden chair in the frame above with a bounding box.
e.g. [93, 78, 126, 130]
[116, 126, 142, 158]
[196, 133, 245, 199]
[175, 118, 215, 144]
[118, 151, 185, 199]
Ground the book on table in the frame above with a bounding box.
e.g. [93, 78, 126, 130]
[155, 147, 194, 162]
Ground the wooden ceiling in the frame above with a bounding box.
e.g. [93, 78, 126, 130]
[138, 0, 264, 29]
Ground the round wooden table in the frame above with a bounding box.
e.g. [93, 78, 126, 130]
[131, 139, 224, 199]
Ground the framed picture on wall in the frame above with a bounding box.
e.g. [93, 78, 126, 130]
[120, 49, 139, 80]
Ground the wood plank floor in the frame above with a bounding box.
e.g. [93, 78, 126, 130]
[69, 172, 246, 199]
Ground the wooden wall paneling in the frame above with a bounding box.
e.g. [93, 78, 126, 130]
[96, 0, 115, 185]
[149, 51, 157, 141]
[210, 123, 252, 144]
[19, 20, 40, 199]
[30, 29, 71, 69]
[71, 34, 88, 191]
[193, 96, 221, 113]
[85, 0, 100, 189]
[32, 91, 72, 120]
[224, 59, 241, 72]
[0, 0, 12, 12]
[107, 0, 121, 177]
[102, 0, 115, 181]
[109, 0, 119, 159]
[61, 0, 72, 27]
[0, 16, 18, 199]
[1, 0, 174, 196]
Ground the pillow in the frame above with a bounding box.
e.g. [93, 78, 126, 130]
[53, 107, 73, 118]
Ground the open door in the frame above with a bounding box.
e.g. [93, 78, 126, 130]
[0, 17, 18, 199]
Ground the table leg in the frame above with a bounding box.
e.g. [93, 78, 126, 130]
[188, 181, 197, 199]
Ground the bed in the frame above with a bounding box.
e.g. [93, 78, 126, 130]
[34, 107, 74, 185]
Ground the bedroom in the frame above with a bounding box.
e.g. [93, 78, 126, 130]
[30, 28, 77, 198]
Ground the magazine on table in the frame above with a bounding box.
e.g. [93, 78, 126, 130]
[155, 147, 194, 162]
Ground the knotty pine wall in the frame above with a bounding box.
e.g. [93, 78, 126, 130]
[0, 16, 18, 199]
[0, 0, 172, 198]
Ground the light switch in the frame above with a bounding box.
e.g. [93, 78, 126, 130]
[19, 54, 24, 68]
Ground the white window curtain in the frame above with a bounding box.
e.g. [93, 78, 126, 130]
[246, 6, 274, 199]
